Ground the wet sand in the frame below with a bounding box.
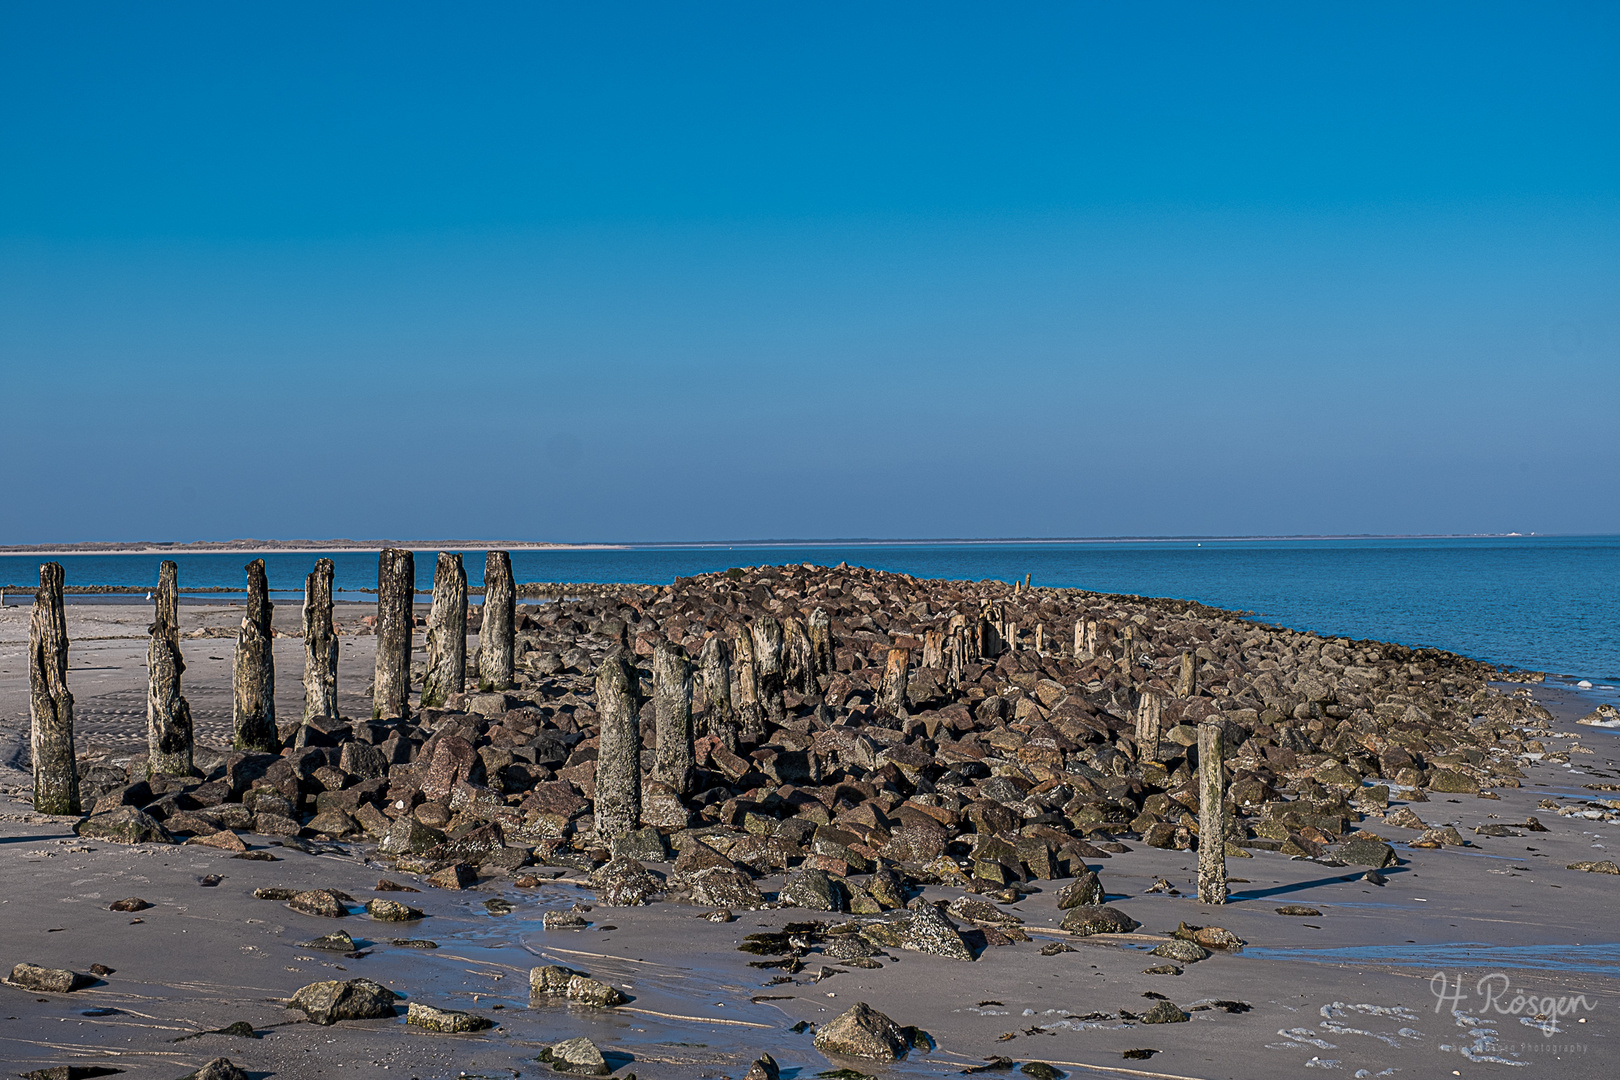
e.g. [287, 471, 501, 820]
[1, 603, 1617, 1079]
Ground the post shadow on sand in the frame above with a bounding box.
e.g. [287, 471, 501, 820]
[1228, 865, 1410, 902]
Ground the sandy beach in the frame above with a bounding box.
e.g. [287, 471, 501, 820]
[1, 573, 1616, 1080]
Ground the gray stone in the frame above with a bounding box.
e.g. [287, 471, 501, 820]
[900, 901, 975, 961]
[1054, 870, 1104, 909]
[541, 1035, 610, 1074]
[288, 978, 399, 1024]
[406, 1001, 492, 1032]
[177, 1060, 249, 1080]
[76, 807, 174, 845]
[589, 856, 662, 906]
[1139, 1000, 1189, 1024]
[1330, 837, 1398, 868]
[8, 963, 88, 993]
[812, 1000, 910, 1060]
[1148, 939, 1210, 963]
[1059, 905, 1140, 936]
[529, 965, 626, 1007]
[779, 867, 842, 911]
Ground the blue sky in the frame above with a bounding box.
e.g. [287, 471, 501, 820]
[2, 2, 1616, 542]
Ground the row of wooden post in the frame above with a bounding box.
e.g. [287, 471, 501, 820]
[24, 549, 520, 814]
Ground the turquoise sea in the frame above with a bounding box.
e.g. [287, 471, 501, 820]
[2, 536, 1615, 682]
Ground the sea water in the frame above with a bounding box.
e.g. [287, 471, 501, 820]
[1, 535, 1615, 681]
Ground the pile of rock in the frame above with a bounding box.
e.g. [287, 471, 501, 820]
[65, 564, 1553, 923]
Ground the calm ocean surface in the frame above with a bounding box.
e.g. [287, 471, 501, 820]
[2, 537, 1615, 681]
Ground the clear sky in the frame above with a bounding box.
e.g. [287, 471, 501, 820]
[2, 2, 1616, 543]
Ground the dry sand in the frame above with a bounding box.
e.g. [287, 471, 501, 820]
[0, 603, 1617, 1079]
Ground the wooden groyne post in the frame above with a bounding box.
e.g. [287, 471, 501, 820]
[30, 562, 79, 814]
[146, 559, 193, 777]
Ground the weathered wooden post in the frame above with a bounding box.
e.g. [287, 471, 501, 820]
[1035, 622, 1046, 654]
[1073, 618, 1086, 659]
[421, 552, 467, 708]
[1177, 649, 1197, 698]
[877, 646, 910, 721]
[1134, 686, 1166, 762]
[783, 616, 816, 696]
[372, 548, 414, 721]
[1197, 719, 1228, 904]
[751, 615, 786, 727]
[807, 607, 833, 682]
[147, 560, 193, 777]
[731, 625, 764, 745]
[232, 559, 279, 752]
[699, 633, 738, 751]
[945, 627, 965, 688]
[653, 642, 696, 796]
[30, 562, 79, 814]
[921, 629, 944, 669]
[593, 647, 642, 842]
[478, 550, 515, 692]
[302, 558, 339, 722]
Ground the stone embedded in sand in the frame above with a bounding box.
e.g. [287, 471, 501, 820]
[1181, 924, 1243, 950]
[366, 898, 424, 922]
[1020, 1064, 1063, 1080]
[1139, 1000, 1189, 1024]
[742, 1053, 781, 1080]
[378, 815, 445, 856]
[9, 963, 89, 993]
[529, 965, 627, 1007]
[1330, 837, 1397, 868]
[185, 830, 247, 852]
[426, 863, 477, 890]
[899, 901, 974, 961]
[590, 856, 663, 907]
[1148, 939, 1209, 963]
[1142, 964, 1182, 975]
[1275, 905, 1322, 916]
[1384, 806, 1427, 829]
[1426, 769, 1480, 795]
[1567, 860, 1620, 874]
[406, 1001, 492, 1032]
[288, 889, 348, 918]
[1054, 871, 1104, 909]
[303, 931, 356, 952]
[76, 807, 174, 845]
[612, 824, 669, 862]
[177, 1059, 248, 1080]
[946, 897, 1022, 928]
[305, 809, 360, 838]
[20, 1068, 124, 1080]
[1415, 825, 1467, 847]
[109, 897, 152, 912]
[813, 1001, 910, 1060]
[822, 934, 878, 961]
[541, 1035, 611, 1074]
[779, 867, 843, 911]
[391, 938, 437, 949]
[542, 910, 589, 930]
[1060, 905, 1140, 936]
[690, 867, 766, 909]
[1040, 942, 1076, 956]
[289, 978, 399, 1025]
